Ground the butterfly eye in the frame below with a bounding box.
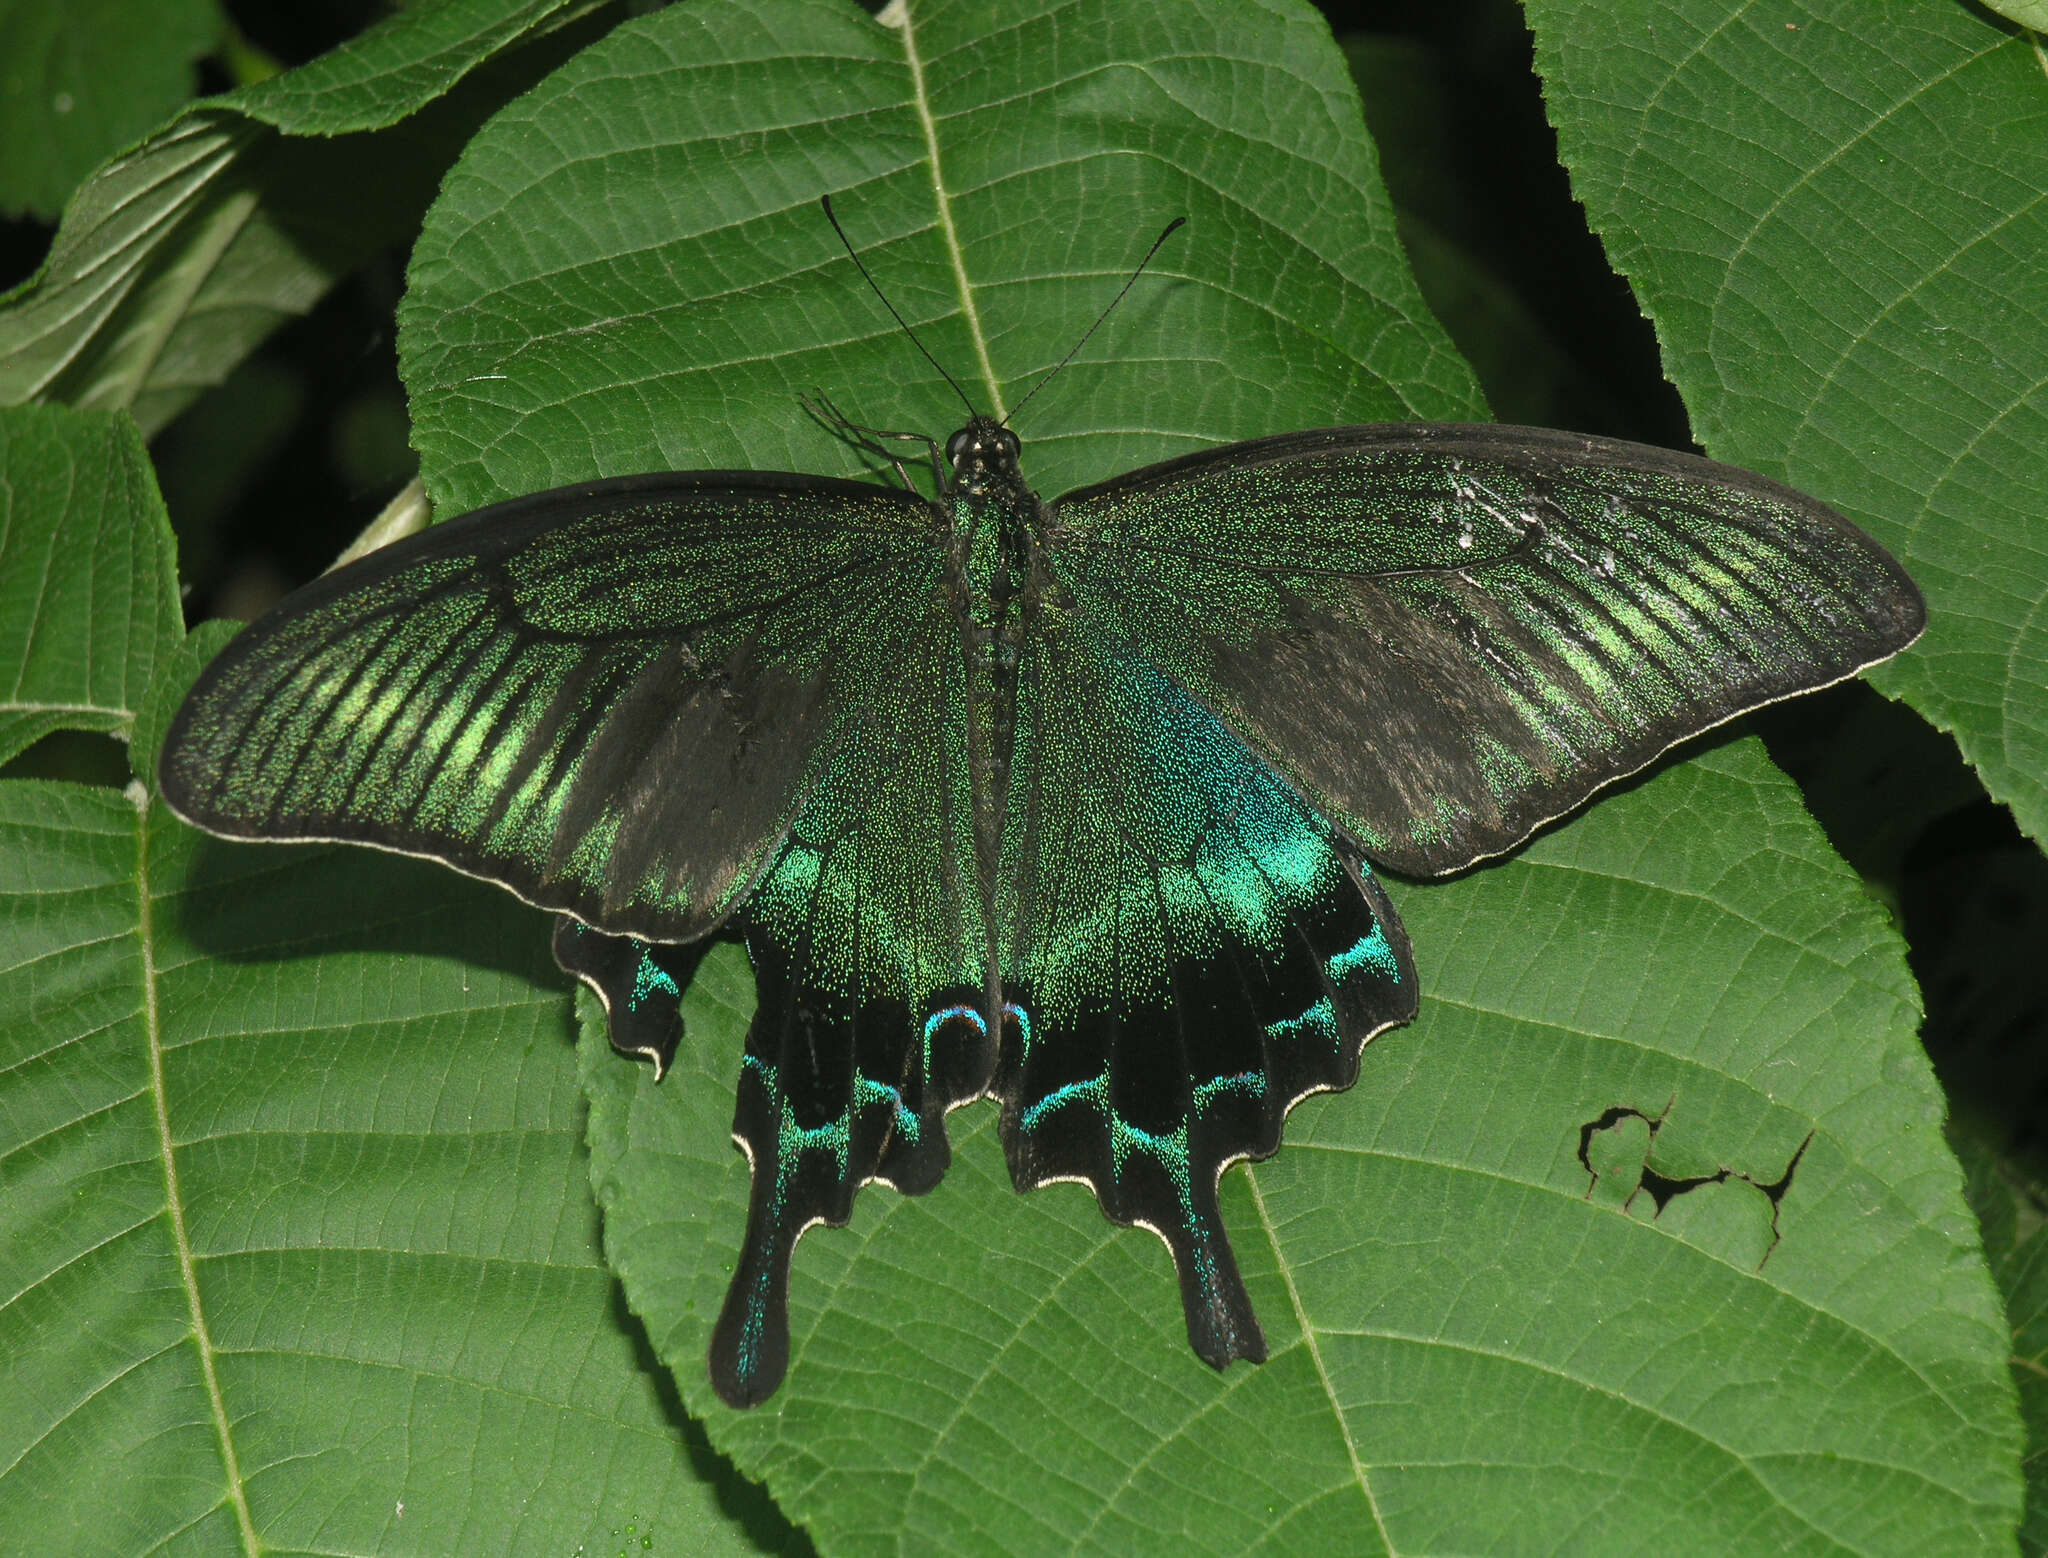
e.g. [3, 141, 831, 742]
[997, 429, 1020, 461]
[946, 429, 973, 465]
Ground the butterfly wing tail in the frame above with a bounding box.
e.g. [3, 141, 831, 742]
[999, 851, 1411, 1377]
[712, 1043, 851, 1409]
[708, 947, 998, 1407]
[551, 917, 715, 1076]
[708, 983, 903, 1405]
[1151, 1135, 1269, 1370]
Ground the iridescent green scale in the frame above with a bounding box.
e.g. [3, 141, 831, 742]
[161, 398, 1923, 1406]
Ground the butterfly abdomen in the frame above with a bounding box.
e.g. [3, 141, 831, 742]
[947, 455, 1042, 949]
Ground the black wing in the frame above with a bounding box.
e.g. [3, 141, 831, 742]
[160, 470, 941, 944]
[995, 596, 1415, 1370]
[706, 594, 998, 1407]
[1048, 423, 1925, 876]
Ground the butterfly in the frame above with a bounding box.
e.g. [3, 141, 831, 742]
[158, 204, 1926, 1408]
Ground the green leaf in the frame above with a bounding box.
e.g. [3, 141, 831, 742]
[2004, 1248, 2048, 1555]
[590, 743, 2018, 1553]
[394, 0, 2021, 1548]
[1952, 1131, 2048, 1554]
[0, 382, 805, 1557]
[0, 404, 179, 766]
[220, 0, 596, 135]
[0, 0, 218, 220]
[0, 776, 802, 1556]
[1524, 0, 2048, 847]
[397, 0, 1479, 516]
[0, 0, 613, 437]
[1982, 2, 2048, 32]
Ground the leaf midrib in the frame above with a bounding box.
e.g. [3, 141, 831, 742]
[1242, 1164, 1394, 1555]
[135, 784, 259, 1555]
[882, 0, 1005, 417]
[0, 700, 131, 717]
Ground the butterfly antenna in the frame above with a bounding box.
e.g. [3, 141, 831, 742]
[821, 194, 977, 418]
[1004, 216, 1186, 429]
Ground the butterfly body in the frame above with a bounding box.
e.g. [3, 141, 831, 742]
[161, 412, 1923, 1408]
[681, 412, 1408, 1401]
[945, 415, 1038, 942]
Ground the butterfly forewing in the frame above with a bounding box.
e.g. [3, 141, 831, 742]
[1047, 423, 1926, 877]
[159, 472, 940, 944]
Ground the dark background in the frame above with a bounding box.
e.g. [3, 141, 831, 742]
[4, 0, 2041, 1182]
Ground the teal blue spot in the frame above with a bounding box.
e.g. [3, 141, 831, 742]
[1020, 1072, 1104, 1133]
[1108, 1111, 1181, 1174]
[629, 946, 679, 1011]
[1328, 924, 1400, 982]
[922, 1003, 985, 1083]
[781, 1098, 852, 1176]
[1267, 995, 1338, 1045]
[1193, 1070, 1267, 1112]
[853, 1074, 921, 1144]
[924, 1004, 985, 1041]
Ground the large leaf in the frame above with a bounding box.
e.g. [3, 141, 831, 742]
[0, 0, 218, 220]
[1955, 1132, 2048, 1553]
[394, 0, 2022, 1550]
[592, 741, 2015, 1554]
[0, 779, 809, 1557]
[0, 404, 179, 766]
[0, 405, 804, 1556]
[397, 0, 1476, 513]
[0, 0, 614, 438]
[1523, 0, 2048, 848]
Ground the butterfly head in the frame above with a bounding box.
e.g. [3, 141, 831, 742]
[945, 416, 1025, 500]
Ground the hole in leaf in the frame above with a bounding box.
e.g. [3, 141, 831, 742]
[0, 729, 131, 787]
[1578, 1104, 1812, 1269]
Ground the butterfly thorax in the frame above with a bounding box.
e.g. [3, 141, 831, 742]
[942, 416, 1040, 908]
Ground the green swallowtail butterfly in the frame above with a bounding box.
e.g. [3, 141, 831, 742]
[159, 208, 1925, 1408]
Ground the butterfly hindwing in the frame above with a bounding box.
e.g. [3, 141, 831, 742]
[1049, 423, 1927, 876]
[160, 472, 939, 943]
[551, 917, 714, 1077]
[996, 597, 1416, 1368]
[706, 592, 1000, 1406]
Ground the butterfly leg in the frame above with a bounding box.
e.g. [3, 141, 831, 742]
[801, 392, 946, 493]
